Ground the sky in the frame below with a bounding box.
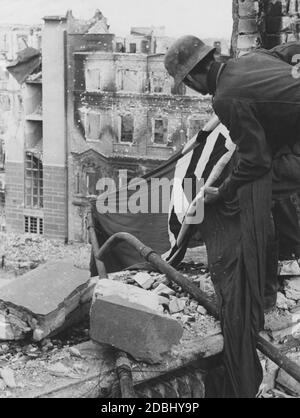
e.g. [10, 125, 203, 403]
[0, 0, 233, 39]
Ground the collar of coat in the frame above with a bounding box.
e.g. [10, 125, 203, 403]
[207, 61, 226, 95]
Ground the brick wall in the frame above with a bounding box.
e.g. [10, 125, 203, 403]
[43, 165, 67, 241]
[5, 161, 24, 233]
[232, 0, 300, 56]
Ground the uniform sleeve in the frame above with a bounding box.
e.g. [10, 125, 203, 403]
[213, 99, 272, 201]
[267, 42, 300, 65]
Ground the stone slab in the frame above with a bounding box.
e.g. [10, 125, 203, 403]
[0, 259, 91, 315]
[90, 295, 183, 364]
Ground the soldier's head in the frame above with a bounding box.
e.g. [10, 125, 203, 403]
[164, 35, 215, 95]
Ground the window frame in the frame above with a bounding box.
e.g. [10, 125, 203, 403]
[24, 152, 43, 209]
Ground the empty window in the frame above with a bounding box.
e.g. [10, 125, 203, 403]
[117, 69, 139, 92]
[86, 171, 98, 196]
[25, 152, 43, 208]
[153, 119, 168, 144]
[151, 75, 164, 93]
[24, 216, 43, 235]
[86, 112, 101, 140]
[141, 40, 150, 54]
[116, 42, 125, 52]
[129, 43, 137, 53]
[120, 115, 134, 143]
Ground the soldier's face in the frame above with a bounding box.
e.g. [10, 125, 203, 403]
[184, 71, 209, 95]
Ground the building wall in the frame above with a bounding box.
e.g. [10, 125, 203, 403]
[4, 12, 213, 242]
[232, 0, 300, 56]
[42, 17, 68, 240]
[69, 49, 212, 241]
[5, 161, 24, 232]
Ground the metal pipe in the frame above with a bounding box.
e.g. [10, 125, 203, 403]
[86, 215, 136, 398]
[96, 231, 300, 384]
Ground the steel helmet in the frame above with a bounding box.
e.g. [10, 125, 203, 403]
[164, 35, 215, 88]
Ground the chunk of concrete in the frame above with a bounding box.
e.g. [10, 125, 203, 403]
[90, 280, 183, 364]
[0, 259, 94, 341]
[276, 353, 300, 396]
[152, 283, 176, 296]
[169, 298, 186, 314]
[276, 292, 295, 310]
[93, 279, 161, 313]
[285, 277, 300, 301]
[132, 272, 155, 290]
[278, 261, 300, 276]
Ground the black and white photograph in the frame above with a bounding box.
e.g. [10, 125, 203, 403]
[0, 0, 299, 401]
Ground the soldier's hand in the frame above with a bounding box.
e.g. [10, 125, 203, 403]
[203, 187, 220, 204]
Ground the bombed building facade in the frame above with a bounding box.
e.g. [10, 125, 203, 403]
[0, 24, 42, 232]
[4, 11, 212, 242]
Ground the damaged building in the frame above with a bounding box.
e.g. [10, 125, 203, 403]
[0, 24, 42, 232]
[4, 10, 212, 242]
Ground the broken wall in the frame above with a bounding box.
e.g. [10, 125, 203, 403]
[232, 0, 300, 56]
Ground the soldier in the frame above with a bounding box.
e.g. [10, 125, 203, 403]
[165, 36, 300, 309]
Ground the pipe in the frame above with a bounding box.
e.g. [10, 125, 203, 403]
[95, 231, 300, 384]
[86, 213, 136, 398]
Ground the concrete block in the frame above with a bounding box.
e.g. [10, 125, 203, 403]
[133, 272, 155, 290]
[278, 261, 300, 276]
[169, 297, 186, 314]
[93, 279, 162, 312]
[90, 280, 183, 363]
[238, 18, 258, 34]
[285, 277, 300, 301]
[152, 283, 176, 296]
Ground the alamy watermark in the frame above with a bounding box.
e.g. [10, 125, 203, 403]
[95, 169, 205, 225]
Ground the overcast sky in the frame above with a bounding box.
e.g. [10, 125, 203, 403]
[0, 0, 233, 38]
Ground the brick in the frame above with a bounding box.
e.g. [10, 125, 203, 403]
[237, 34, 259, 50]
[169, 297, 186, 314]
[90, 279, 183, 363]
[238, 18, 258, 34]
[133, 272, 155, 290]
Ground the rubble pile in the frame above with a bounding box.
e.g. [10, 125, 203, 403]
[259, 261, 300, 398]
[0, 233, 91, 275]
[105, 266, 219, 341]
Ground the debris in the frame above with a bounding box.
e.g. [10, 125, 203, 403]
[0, 367, 17, 388]
[276, 292, 295, 310]
[197, 306, 208, 316]
[278, 261, 300, 276]
[284, 277, 300, 301]
[90, 280, 183, 363]
[93, 279, 162, 313]
[158, 296, 170, 307]
[276, 353, 300, 396]
[152, 283, 176, 296]
[132, 272, 155, 290]
[0, 259, 97, 342]
[169, 298, 186, 314]
[46, 362, 80, 379]
[69, 347, 82, 358]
